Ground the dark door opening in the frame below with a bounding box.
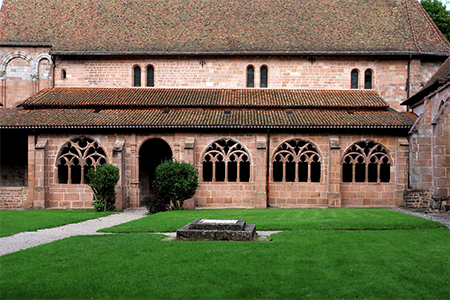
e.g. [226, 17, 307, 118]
[139, 139, 172, 204]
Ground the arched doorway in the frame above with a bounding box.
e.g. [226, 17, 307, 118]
[139, 138, 172, 203]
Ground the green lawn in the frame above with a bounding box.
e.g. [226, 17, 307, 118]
[1, 209, 449, 299]
[99, 208, 444, 233]
[0, 210, 115, 237]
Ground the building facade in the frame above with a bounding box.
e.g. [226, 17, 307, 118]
[0, 0, 449, 209]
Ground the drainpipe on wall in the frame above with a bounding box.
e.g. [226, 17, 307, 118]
[266, 129, 270, 207]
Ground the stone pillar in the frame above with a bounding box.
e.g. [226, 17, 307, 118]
[128, 133, 140, 208]
[24, 135, 35, 208]
[0, 72, 5, 106]
[183, 137, 196, 209]
[33, 138, 48, 209]
[113, 138, 125, 210]
[397, 137, 409, 206]
[328, 136, 341, 207]
[254, 134, 268, 208]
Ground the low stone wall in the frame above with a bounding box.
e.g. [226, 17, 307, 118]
[403, 189, 432, 208]
[0, 187, 28, 209]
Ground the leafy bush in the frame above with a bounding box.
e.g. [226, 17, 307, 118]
[85, 164, 120, 212]
[153, 160, 199, 210]
[142, 196, 171, 214]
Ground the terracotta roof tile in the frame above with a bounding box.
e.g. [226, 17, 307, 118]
[1, 0, 449, 56]
[0, 108, 415, 129]
[21, 88, 389, 109]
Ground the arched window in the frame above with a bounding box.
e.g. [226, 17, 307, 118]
[202, 139, 250, 182]
[273, 140, 321, 183]
[260, 66, 268, 88]
[342, 141, 392, 183]
[246, 66, 254, 88]
[364, 69, 373, 89]
[57, 137, 107, 184]
[146, 65, 154, 87]
[61, 69, 67, 79]
[351, 69, 358, 89]
[133, 66, 141, 87]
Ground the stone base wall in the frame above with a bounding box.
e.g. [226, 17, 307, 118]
[342, 183, 401, 207]
[403, 189, 432, 208]
[0, 187, 28, 209]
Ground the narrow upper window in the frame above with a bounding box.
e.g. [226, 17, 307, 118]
[133, 66, 141, 87]
[247, 66, 254, 88]
[342, 141, 391, 183]
[351, 69, 358, 89]
[61, 69, 67, 79]
[57, 137, 107, 184]
[260, 66, 268, 88]
[202, 139, 250, 183]
[364, 69, 373, 89]
[146, 65, 154, 87]
[273, 140, 321, 183]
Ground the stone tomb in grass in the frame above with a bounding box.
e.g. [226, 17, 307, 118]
[176, 219, 256, 241]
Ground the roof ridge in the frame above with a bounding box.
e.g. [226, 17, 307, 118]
[405, 0, 422, 53]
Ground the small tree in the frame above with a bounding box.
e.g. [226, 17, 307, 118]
[153, 160, 199, 210]
[421, 0, 450, 41]
[85, 164, 120, 212]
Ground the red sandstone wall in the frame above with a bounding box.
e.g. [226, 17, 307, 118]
[22, 131, 408, 209]
[0, 187, 28, 209]
[53, 56, 445, 111]
[0, 46, 52, 108]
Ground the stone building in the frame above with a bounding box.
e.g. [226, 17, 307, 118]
[0, 0, 449, 209]
[402, 57, 450, 210]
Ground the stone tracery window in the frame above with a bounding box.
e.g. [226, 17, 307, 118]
[57, 137, 107, 184]
[342, 141, 391, 183]
[202, 139, 250, 182]
[272, 140, 321, 182]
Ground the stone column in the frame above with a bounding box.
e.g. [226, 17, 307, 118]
[33, 138, 48, 209]
[328, 136, 342, 207]
[396, 137, 410, 206]
[183, 137, 196, 209]
[24, 135, 35, 208]
[254, 134, 268, 208]
[128, 133, 140, 208]
[113, 138, 125, 210]
[0, 72, 5, 106]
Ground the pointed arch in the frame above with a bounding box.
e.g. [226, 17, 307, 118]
[201, 138, 251, 182]
[272, 139, 322, 183]
[56, 137, 108, 184]
[341, 140, 392, 183]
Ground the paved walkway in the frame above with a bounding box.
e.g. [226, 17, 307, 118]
[0, 210, 147, 256]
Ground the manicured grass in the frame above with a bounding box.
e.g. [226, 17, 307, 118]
[99, 208, 444, 233]
[1, 229, 449, 299]
[0, 210, 115, 237]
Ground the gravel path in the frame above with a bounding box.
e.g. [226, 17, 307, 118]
[0, 210, 147, 256]
[389, 207, 450, 229]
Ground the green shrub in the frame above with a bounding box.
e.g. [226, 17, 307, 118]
[142, 196, 171, 214]
[85, 164, 120, 212]
[153, 160, 199, 210]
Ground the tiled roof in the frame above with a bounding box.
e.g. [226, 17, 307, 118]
[1, 88, 415, 129]
[0, 108, 415, 129]
[20, 88, 389, 109]
[1, 0, 449, 56]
